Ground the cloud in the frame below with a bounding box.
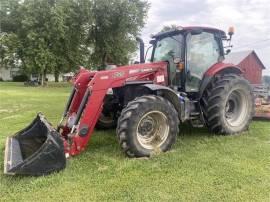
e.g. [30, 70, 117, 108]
[141, 0, 270, 75]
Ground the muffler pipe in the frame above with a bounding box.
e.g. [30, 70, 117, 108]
[136, 37, 145, 63]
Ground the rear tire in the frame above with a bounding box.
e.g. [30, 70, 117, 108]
[116, 95, 179, 157]
[201, 74, 254, 134]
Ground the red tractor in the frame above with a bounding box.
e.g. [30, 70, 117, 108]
[4, 26, 254, 175]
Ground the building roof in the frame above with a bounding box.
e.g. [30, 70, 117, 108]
[224, 50, 266, 69]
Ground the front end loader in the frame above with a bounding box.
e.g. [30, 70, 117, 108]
[3, 26, 255, 176]
[4, 62, 170, 175]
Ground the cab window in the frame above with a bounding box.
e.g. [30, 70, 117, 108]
[186, 32, 220, 92]
[152, 34, 183, 87]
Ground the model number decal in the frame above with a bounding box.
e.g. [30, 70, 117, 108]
[129, 68, 153, 74]
[156, 75, 165, 83]
[113, 71, 125, 78]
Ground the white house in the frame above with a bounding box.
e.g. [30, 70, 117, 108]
[30, 72, 74, 82]
[0, 67, 20, 81]
[1, 66, 73, 82]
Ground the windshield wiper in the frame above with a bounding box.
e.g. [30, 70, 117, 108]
[169, 36, 183, 45]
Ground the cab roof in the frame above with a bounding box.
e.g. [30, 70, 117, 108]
[152, 26, 226, 39]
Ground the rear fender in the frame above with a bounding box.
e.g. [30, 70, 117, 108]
[199, 63, 242, 98]
[204, 62, 242, 77]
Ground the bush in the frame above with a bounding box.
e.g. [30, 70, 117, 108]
[12, 74, 29, 82]
[0, 77, 3, 82]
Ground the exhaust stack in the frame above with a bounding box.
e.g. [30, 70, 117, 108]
[136, 37, 145, 63]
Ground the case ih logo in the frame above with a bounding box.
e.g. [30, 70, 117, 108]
[113, 71, 125, 78]
[129, 68, 153, 74]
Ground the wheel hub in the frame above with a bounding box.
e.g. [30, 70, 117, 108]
[224, 89, 248, 127]
[138, 117, 156, 136]
[225, 99, 236, 119]
[137, 111, 169, 150]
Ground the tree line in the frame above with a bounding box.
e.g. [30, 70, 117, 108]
[0, 0, 149, 83]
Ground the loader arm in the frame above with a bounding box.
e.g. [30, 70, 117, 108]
[62, 62, 168, 156]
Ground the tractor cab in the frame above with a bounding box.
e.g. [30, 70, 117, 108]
[148, 26, 229, 93]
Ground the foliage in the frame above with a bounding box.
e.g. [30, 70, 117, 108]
[88, 0, 149, 69]
[159, 24, 179, 33]
[0, 0, 90, 83]
[12, 74, 28, 82]
[0, 0, 149, 81]
[0, 33, 20, 68]
[0, 0, 22, 68]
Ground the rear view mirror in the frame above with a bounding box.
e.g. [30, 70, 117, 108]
[149, 40, 156, 45]
[190, 29, 203, 35]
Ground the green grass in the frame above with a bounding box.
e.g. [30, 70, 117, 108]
[0, 82, 269, 202]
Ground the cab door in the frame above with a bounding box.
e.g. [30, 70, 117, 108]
[185, 31, 222, 92]
[152, 34, 184, 89]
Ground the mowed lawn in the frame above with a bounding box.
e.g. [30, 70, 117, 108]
[0, 82, 269, 202]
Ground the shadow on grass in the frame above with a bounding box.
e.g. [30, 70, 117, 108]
[179, 123, 210, 137]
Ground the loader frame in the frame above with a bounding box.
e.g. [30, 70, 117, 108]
[59, 62, 170, 156]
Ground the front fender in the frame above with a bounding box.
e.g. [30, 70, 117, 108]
[143, 84, 182, 120]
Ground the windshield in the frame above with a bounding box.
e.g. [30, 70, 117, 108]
[152, 34, 183, 62]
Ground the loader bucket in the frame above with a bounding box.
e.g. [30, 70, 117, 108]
[4, 113, 66, 176]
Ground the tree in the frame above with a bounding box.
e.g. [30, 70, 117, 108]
[0, 0, 150, 83]
[87, 0, 149, 69]
[50, 0, 91, 81]
[0, 0, 23, 69]
[159, 24, 179, 33]
[0, 0, 87, 84]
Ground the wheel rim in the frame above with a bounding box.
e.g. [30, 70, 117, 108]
[225, 89, 248, 127]
[136, 111, 169, 150]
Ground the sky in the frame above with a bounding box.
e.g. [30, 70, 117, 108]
[140, 0, 270, 75]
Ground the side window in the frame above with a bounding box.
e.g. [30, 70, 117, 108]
[186, 32, 220, 92]
[153, 34, 183, 87]
[145, 46, 153, 62]
[153, 35, 183, 62]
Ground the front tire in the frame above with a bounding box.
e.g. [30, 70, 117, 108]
[201, 74, 254, 134]
[116, 95, 179, 157]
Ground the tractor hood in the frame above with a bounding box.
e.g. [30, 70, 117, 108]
[72, 62, 168, 86]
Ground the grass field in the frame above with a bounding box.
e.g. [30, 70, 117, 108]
[0, 82, 269, 201]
